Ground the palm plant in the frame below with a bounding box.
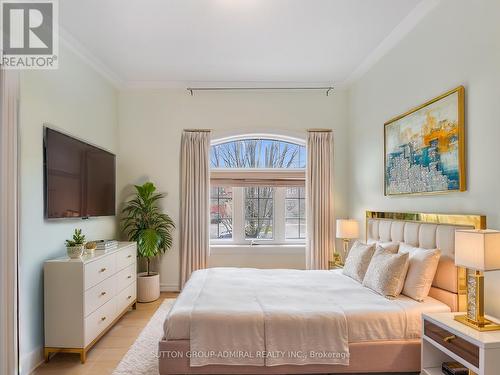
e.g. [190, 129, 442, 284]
[121, 182, 175, 276]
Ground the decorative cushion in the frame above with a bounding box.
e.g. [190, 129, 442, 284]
[342, 241, 376, 282]
[366, 240, 400, 253]
[363, 246, 410, 298]
[399, 244, 441, 301]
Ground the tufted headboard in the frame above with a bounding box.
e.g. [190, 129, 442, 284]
[366, 211, 486, 312]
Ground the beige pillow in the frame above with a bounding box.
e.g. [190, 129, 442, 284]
[342, 241, 376, 282]
[399, 245, 441, 301]
[367, 240, 400, 253]
[363, 246, 410, 298]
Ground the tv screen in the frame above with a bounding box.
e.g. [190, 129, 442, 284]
[44, 127, 116, 219]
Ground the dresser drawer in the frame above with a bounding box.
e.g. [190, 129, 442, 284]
[115, 263, 136, 293]
[84, 275, 116, 317]
[84, 298, 116, 346]
[116, 245, 136, 271]
[84, 254, 116, 290]
[424, 320, 479, 367]
[116, 281, 136, 314]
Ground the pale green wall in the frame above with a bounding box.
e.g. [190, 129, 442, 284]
[19, 45, 118, 373]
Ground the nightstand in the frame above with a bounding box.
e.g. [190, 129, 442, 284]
[422, 313, 500, 375]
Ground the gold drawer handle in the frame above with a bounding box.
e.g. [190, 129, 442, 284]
[101, 316, 106, 321]
[100, 268, 107, 273]
[127, 255, 132, 258]
[443, 335, 456, 343]
[127, 275, 132, 279]
[127, 295, 132, 300]
[100, 291, 107, 296]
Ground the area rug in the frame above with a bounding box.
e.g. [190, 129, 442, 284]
[112, 298, 175, 375]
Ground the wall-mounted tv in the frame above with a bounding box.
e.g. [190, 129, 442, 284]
[44, 127, 116, 219]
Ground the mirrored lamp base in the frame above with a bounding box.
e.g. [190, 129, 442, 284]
[454, 270, 500, 331]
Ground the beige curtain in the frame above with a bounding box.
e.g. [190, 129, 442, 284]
[306, 130, 334, 270]
[180, 130, 211, 288]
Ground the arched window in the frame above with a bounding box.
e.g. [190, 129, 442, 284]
[210, 136, 306, 244]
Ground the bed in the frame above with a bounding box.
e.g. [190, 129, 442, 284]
[158, 211, 486, 374]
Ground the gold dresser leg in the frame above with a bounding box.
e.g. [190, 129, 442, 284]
[44, 348, 50, 362]
[80, 349, 86, 364]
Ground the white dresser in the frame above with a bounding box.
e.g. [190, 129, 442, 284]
[44, 242, 137, 363]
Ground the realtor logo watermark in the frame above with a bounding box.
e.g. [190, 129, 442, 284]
[0, 0, 58, 69]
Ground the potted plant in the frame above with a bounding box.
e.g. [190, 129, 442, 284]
[65, 228, 86, 259]
[121, 182, 175, 303]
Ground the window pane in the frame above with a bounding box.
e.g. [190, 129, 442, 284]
[285, 199, 299, 218]
[210, 187, 232, 239]
[285, 218, 300, 239]
[245, 219, 273, 239]
[211, 139, 305, 168]
[299, 200, 305, 217]
[286, 187, 300, 198]
[299, 219, 307, 239]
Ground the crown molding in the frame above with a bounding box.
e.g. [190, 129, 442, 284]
[341, 0, 440, 87]
[59, 27, 125, 89]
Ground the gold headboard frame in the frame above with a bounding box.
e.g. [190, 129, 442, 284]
[365, 211, 486, 312]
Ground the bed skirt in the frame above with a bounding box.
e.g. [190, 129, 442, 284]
[158, 339, 421, 374]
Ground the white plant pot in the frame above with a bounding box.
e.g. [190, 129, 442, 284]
[67, 245, 84, 259]
[137, 272, 160, 303]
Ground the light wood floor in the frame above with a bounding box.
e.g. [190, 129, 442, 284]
[33, 292, 178, 375]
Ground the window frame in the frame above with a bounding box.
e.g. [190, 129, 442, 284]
[210, 186, 306, 245]
[209, 135, 306, 246]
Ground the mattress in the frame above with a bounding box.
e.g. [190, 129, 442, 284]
[164, 268, 450, 343]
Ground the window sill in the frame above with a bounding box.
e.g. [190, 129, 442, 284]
[210, 244, 305, 255]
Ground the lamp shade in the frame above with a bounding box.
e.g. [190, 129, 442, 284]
[455, 229, 500, 271]
[336, 219, 359, 239]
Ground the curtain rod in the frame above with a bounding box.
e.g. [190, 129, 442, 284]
[187, 86, 334, 97]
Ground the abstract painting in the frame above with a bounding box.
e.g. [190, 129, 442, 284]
[384, 86, 465, 195]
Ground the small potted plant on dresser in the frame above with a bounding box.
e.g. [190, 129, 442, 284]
[121, 182, 175, 302]
[65, 228, 86, 259]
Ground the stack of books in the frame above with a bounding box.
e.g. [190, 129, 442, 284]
[95, 240, 118, 251]
[442, 362, 469, 375]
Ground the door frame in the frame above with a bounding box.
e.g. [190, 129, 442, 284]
[0, 69, 20, 375]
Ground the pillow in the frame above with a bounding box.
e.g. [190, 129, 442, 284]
[367, 239, 400, 253]
[342, 241, 376, 282]
[399, 245, 441, 301]
[363, 245, 410, 298]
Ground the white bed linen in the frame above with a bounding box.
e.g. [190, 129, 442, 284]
[163, 268, 450, 366]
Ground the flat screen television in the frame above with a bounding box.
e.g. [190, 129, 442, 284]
[44, 127, 116, 219]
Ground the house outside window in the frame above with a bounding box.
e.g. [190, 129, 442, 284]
[210, 137, 306, 245]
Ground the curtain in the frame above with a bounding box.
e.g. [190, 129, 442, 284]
[180, 130, 211, 288]
[306, 130, 334, 270]
[0, 70, 19, 375]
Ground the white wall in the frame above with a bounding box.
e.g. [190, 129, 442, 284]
[19, 46, 118, 373]
[118, 89, 349, 291]
[347, 0, 500, 317]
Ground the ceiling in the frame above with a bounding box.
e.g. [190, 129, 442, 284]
[59, 0, 425, 88]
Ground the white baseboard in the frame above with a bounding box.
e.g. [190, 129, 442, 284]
[160, 283, 180, 292]
[20, 346, 43, 375]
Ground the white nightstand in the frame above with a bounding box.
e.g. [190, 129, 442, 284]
[422, 313, 500, 375]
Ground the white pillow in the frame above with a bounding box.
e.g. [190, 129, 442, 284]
[362, 245, 410, 298]
[367, 239, 400, 253]
[399, 244, 441, 301]
[342, 241, 376, 283]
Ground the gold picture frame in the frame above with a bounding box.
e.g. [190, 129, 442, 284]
[384, 86, 466, 196]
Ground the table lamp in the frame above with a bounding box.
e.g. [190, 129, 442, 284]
[336, 219, 360, 263]
[455, 229, 500, 331]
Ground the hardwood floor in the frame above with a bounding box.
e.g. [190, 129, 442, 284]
[34, 292, 178, 375]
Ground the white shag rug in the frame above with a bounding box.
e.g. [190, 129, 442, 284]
[113, 298, 175, 375]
